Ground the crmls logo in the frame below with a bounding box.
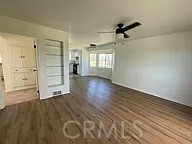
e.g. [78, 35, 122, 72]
[63, 120, 143, 140]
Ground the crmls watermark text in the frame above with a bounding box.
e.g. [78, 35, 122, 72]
[63, 120, 143, 140]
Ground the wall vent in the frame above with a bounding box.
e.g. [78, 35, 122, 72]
[53, 91, 62, 96]
[53, 91, 58, 95]
[57, 91, 62, 95]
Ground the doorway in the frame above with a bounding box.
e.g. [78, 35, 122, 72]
[0, 33, 39, 106]
[69, 49, 82, 77]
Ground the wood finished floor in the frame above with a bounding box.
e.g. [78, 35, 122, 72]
[0, 76, 192, 144]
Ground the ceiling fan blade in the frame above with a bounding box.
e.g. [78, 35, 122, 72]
[124, 33, 130, 38]
[97, 31, 115, 34]
[123, 22, 141, 32]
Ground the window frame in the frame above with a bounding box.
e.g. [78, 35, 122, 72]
[89, 53, 97, 67]
[98, 53, 113, 69]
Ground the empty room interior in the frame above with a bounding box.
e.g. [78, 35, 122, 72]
[0, 0, 191, 144]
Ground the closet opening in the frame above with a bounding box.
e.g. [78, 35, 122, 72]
[0, 33, 39, 106]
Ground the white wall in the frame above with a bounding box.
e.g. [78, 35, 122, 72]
[98, 31, 192, 107]
[0, 59, 5, 109]
[0, 37, 12, 91]
[0, 38, 5, 109]
[0, 15, 69, 100]
[0, 51, 2, 63]
[89, 49, 114, 80]
[81, 48, 89, 76]
[89, 67, 112, 79]
[69, 50, 77, 61]
[0, 79, 5, 109]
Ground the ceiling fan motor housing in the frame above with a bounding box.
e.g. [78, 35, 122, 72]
[116, 24, 125, 35]
[116, 23, 126, 39]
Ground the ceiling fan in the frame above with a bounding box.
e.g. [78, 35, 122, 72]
[98, 22, 142, 40]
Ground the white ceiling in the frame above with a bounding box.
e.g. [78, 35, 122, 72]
[0, 0, 192, 47]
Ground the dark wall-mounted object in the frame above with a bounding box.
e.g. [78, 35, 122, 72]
[73, 64, 78, 75]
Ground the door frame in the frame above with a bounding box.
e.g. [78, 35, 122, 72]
[0, 33, 40, 108]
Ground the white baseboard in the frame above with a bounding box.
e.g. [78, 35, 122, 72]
[112, 81, 191, 107]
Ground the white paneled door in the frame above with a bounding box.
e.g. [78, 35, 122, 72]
[22, 46, 35, 68]
[12, 73, 25, 87]
[25, 72, 36, 86]
[10, 45, 23, 68]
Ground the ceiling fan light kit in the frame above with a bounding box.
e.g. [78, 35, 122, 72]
[116, 33, 124, 40]
[98, 22, 142, 44]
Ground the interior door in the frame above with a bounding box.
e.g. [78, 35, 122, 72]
[10, 45, 23, 68]
[12, 73, 25, 88]
[24, 72, 36, 86]
[22, 46, 35, 68]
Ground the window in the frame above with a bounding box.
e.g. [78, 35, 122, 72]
[98, 53, 113, 68]
[90, 53, 97, 67]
